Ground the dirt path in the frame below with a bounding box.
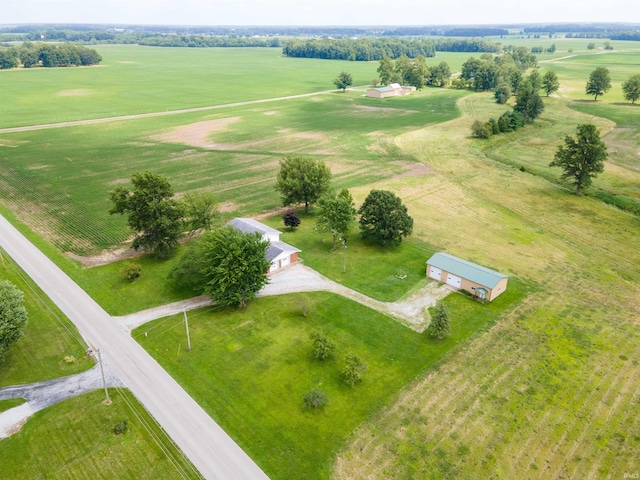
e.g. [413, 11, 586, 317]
[116, 263, 451, 332]
[0, 87, 368, 134]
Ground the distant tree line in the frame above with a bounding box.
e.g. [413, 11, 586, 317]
[283, 38, 436, 61]
[443, 28, 509, 37]
[282, 38, 506, 61]
[138, 34, 281, 48]
[610, 31, 640, 41]
[0, 42, 102, 69]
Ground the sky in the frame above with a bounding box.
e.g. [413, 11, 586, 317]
[1, 0, 638, 27]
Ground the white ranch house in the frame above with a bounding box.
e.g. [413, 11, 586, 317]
[227, 218, 300, 273]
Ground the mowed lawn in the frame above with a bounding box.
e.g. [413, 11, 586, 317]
[0, 389, 200, 479]
[134, 287, 527, 480]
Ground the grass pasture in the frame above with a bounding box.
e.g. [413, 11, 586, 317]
[0, 389, 200, 479]
[133, 288, 526, 480]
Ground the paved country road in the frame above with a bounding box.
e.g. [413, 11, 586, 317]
[0, 214, 269, 480]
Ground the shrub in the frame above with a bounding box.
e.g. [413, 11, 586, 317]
[283, 210, 301, 229]
[121, 262, 142, 283]
[310, 329, 335, 361]
[342, 354, 367, 386]
[303, 388, 328, 409]
[471, 120, 492, 139]
[113, 420, 129, 435]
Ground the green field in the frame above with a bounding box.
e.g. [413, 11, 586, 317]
[1, 43, 640, 479]
[0, 250, 92, 386]
[134, 288, 526, 480]
[0, 389, 200, 479]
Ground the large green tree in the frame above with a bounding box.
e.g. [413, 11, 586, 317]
[333, 71, 353, 92]
[542, 70, 560, 97]
[275, 156, 331, 213]
[0, 280, 29, 361]
[429, 61, 451, 87]
[358, 190, 413, 247]
[549, 124, 608, 194]
[170, 227, 270, 307]
[181, 191, 220, 236]
[622, 74, 640, 104]
[585, 67, 611, 101]
[316, 189, 356, 250]
[110, 171, 184, 259]
[514, 78, 544, 122]
[377, 57, 397, 85]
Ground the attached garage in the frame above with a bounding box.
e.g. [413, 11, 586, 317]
[426, 252, 509, 302]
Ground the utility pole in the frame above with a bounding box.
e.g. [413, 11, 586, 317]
[97, 348, 111, 404]
[184, 309, 191, 352]
[342, 239, 347, 274]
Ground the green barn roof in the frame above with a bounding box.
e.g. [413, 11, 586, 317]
[426, 252, 507, 289]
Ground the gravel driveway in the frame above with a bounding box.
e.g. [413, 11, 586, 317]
[117, 263, 451, 331]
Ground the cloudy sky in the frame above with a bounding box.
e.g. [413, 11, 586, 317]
[2, 0, 637, 26]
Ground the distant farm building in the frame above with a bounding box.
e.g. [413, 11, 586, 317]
[227, 218, 300, 273]
[365, 83, 417, 98]
[426, 252, 508, 301]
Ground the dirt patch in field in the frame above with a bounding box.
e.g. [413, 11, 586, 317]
[152, 117, 240, 149]
[55, 89, 96, 97]
[66, 246, 141, 268]
[264, 111, 278, 116]
[394, 162, 434, 177]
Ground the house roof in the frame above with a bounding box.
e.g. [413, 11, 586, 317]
[267, 241, 301, 262]
[372, 86, 394, 92]
[227, 218, 281, 237]
[426, 252, 508, 289]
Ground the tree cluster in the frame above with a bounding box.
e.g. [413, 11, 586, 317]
[471, 111, 526, 139]
[0, 42, 102, 69]
[283, 38, 436, 61]
[377, 56, 451, 89]
[457, 49, 537, 92]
